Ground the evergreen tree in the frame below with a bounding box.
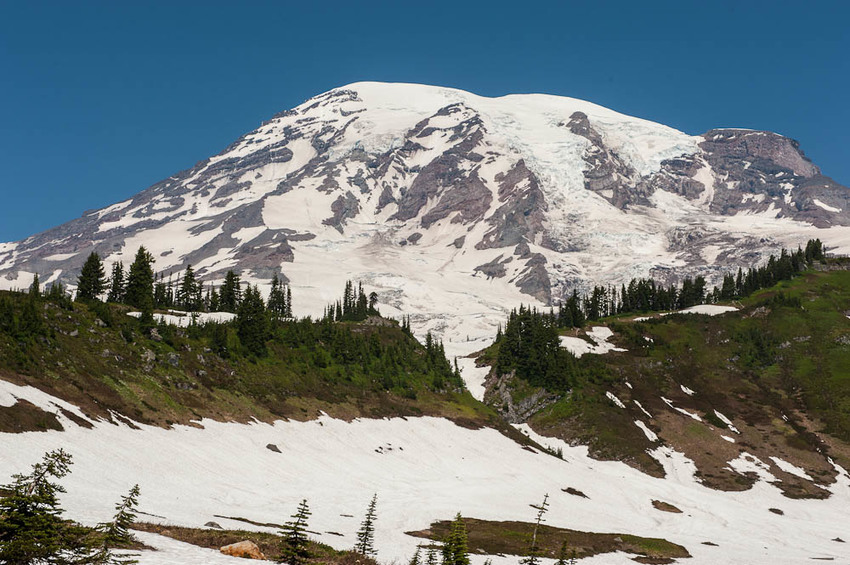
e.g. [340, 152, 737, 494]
[496, 307, 576, 392]
[124, 248, 155, 319]
[0, 449, 90, 565]
[567, 290, 583, 327]
[719, 273, 736, 300]
[208, 286, 220, 312]
[219, 270, 242, 313]
[176, 265, 199, 311]
[426, 547, 439, 565]
[45, 282, 71, 308]
[267, 274, 286, 322]
[77, 252, 107, 302]
[441, 513, 469, 565]
[409, 547, 422, 565]
[520, 494, 549, 565]
[202, 285, 211, 311]
[13, 288, 46, 339]
[805, 238, 824, 263]
[279, 499, 311, 565]
[100, 484, 140, 547]
[90, 484, 141, 565]
[29, 274, 40, 296]
[194, 281, 204, 313]
[554, 541, 577, 565]
[735, 267, 744, 297]
[285, 286, 293, 318]
[324, 281, 379, 322]
[342, 280, 354, 319]
[153, 273, 168, 310]
[107, 262, 126, 303]
[548, 239, 821, 326]
[356, 282, 368, 319]
[165, 272, 175, 308]
[236, 285, 268, 357]
[355, 494, 378, 557]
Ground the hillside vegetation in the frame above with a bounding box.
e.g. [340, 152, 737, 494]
[0, 285, 498, 433]
[480, 266, 850, 497]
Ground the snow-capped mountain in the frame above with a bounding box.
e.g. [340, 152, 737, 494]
[1, 82, 848, 351]
[3, 83, 850, 564]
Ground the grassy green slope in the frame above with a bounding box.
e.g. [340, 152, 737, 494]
[0, 294, 501, 434]
[480, 269, 850, 497]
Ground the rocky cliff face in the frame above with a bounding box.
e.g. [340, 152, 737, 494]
[0, 82, 847, 346]
[699, 129, 848, 227]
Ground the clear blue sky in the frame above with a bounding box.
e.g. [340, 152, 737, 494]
[1, 1, 847, 242]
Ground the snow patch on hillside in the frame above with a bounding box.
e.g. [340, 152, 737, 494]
[713, 409, 740, 434]
[635, 420, 658, 442]
[662, 304, 739, 317]
[634, 400, 653, 419]
[814, 199, 842, 213]
[127, 311, 236, 327]
[606, 391, 625, 408]
[661, 397, 702, 421]
[727, 453, 777, 483]
[770, 457, 814, 481]
[560, 326, 626, 357]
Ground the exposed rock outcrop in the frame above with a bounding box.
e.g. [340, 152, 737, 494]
[220, 540, 266, 560]
[568, 112, 648, 209]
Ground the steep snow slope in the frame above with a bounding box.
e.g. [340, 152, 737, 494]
[1, 380, 849, 565]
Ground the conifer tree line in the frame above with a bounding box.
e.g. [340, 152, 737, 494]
[75, 247, 293, 318]
[493, 239, 827, 391]
[0, 279, 53, 342]
[62, 238, 828, 328]
[554, 238, 825, 326]
[5, 260, 465, 393]
[495, 305, 582, 392]
[322, 280, 379, 322]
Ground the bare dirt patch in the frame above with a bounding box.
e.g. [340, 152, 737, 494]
[651, 500, 682, 513]
[0, 399, 63, 433]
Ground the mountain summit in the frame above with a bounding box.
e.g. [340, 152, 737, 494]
[1, 82, 847, 338]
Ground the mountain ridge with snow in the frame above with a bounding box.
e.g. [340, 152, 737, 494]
[1, 82, 849, 355]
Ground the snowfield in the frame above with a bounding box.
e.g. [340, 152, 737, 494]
[1, 380, 849, 565]
[560, 326, 627, 357]
[634, 304, 739, 322]
[677, 305, 739, 316]
[126, 311, 237, 327]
